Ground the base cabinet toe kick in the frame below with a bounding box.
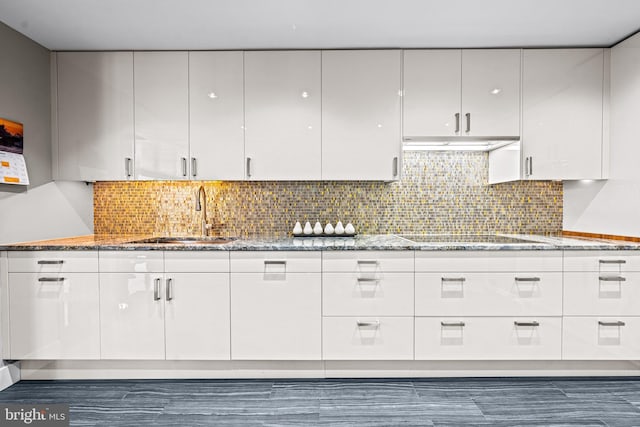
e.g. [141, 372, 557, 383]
[3, 249, 640, 377]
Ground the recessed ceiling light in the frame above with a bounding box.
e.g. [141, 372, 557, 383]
[207, 92, 217, 99]
[490, 88, 502, 95]
[301, 91, 309, 98]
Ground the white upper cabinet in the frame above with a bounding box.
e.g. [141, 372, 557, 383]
[244, 51, 321, 180]
[55, 52, 134, 181]
[403, 49, 521, 139]
[189, 51, 245, 180]
[134, 52, 190, 180]
[322, 50, 402, 180]
[521, 49, 607, 180]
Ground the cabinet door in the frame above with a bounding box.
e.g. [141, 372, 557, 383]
[231, 272, 321, 360]
[100, 272, 165, 359]
[322, 50, 402, 180]
[189, 51, 244, 180]
[244, 51, 321, 180]
[522, 49, 605, 180]
[461, 49, 521, 137]
[164, 273, 230, 360]
[134, 52, 189, 180]
[56, 52, 134, 181]
[9, 273, 100, 359]
[403, 50, 462, 138]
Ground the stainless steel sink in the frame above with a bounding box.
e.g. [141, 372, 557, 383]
[130, 237, 238, 245]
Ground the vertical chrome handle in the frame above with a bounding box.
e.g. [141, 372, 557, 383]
[191, 157, 197, 177]
[465, 113, 471, 133]
[392, 157, 399, 177]
[166, 278, 173, 301]
[153, 278, 161, 301]
[125, 157, 133, 177]
[246, 157, 252, 178]
[529, 156, 533, 176]
[525, 157, 531, 177]
[454, 113, 460, 134]
[181, 157, 187, 177]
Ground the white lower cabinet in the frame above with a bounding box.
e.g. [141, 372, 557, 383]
[100, 272, 166, 360]
[231, 272, 321, 360]
[9, 273, 100, 360]
[323, 317, 414, 360]
[416, 272, 562, 316]
[415, 317, 562, 360]
[563, 317, 640, 360]
[564, 272, 640, 316]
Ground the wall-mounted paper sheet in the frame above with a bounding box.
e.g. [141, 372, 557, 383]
[0, 118, 29, 185]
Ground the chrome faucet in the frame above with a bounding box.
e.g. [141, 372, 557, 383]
[195, 185, 211, 237]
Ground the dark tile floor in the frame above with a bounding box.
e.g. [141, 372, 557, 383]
[1, 377, 640, 426]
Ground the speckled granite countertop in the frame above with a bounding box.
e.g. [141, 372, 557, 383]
[1, 234, 639, 251]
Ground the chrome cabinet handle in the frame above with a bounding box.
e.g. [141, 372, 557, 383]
[441, 277, 466, 282]
[125, 157, 133, 177]
[181, 157, 187, 177]
[153, 278, 161, 301]
[465, 113, 471, 133]
[529, 156, 533, 175]
[515, 277, 541, 282]
[599, 276, 626, 282]
[38, 260, 64, 265]
[38, 277, 65, 282]
[357, 277, 379, 282]
[191, 158, 197, 177]
[441, 321, 465, 327]
[166, 278, 173, 301]
[514, 321, 539, 327]
[357, 321, 380, 328]
[246, 157, 252, 178]
[599, 260, 626, 265]
[357, 260, 379, 265]
[454, 113, 460, 134]
[599, 321, 626, 327]
[525, 157, 531, 177]
[264, 260, 286, 265]
[392, 157, 399, 177]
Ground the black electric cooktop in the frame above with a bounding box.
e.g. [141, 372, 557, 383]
[397, 234, 536, 244]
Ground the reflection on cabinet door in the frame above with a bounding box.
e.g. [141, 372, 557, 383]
[100, 273, 165, 359]
[189, 51, 245, 180]
[231, 272, 321, 360]
[56, 52, 135, 181]
[9, 273, 100, 360]
[134, 52, 189, 180]
[564, 272, 640, 316]
[164, 273, 230, 360]
[563, 317, 640, 360]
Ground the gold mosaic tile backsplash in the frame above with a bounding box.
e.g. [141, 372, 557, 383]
[94, 151, 563, 237]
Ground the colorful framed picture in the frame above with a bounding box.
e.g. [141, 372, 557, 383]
[0, 118, 24, 154]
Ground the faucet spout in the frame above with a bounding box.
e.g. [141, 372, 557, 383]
[195, 186, 209, 237]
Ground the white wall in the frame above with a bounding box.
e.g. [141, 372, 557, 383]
[0, 22, 92, 245]
[563, 33, 640, 237]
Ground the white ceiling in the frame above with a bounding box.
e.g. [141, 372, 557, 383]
[0, 0, 639, 51]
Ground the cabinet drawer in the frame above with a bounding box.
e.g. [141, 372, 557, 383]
[415, 317, 561, 360]
[230, 251, 321, 273]
[415, 251, 562, 272]
[564, 272, 640, 315]
[415, 272, 562, 316]
[231, 272, 321, 360]
[99, 251, 163, 272]
[322, 251, 414, 272]
[8, 251, 98, 273]
[564, 251, 640, 272]
[323, 272, 414, 316]
[164, 252, 229, 273]
[9, 272, 100, 359]
[563, 317, 640, 360]
[322, 316, 413, 360]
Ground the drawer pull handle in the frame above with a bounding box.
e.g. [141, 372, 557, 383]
[357, 278, 379, 283]
[598, 321, 626, 327]
[357, 260, 379, 265]
[441, 321, 465, 327]
[264, 260, 287, 265]
[357, 321, 380, 328]
[166, 278, 173, 301]
[514, 321, 539, 327]
[441, 277, 466, 282]
[599, 260, 626, 264]
[37, 260, 64, 265]
[38, 277, 65, 282]
[153, 278, 161, 301]
[599, 275, 626, 282]
[515, 277, 541, 282]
